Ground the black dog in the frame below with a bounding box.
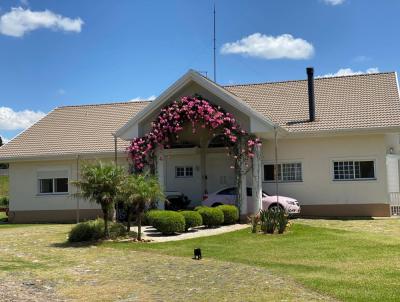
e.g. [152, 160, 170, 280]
[193, 248, 202, 260]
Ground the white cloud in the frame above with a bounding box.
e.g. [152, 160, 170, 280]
[57, 88, 66, 95]
[0, 7, 83, 37]
[0, 107, 45, 130]
[129, 95, 157, 102]
[220, 33, 314, 60]
[20, 0, 29, 6]
[319, 67, 379, 78]
[323, 0, 345, 5]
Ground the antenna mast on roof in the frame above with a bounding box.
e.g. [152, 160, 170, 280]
[213, 3, 216, 83]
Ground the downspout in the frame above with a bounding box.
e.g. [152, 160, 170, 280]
[76, 154, 80, 223]
[112, 133, 118, 222]
[113, 133, 118, 166]
[274, 126, 279, 204]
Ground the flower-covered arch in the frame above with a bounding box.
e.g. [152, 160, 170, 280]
[128, 95, 261, 173]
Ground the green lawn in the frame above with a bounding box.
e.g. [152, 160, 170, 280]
[0, 175, 8, 197]
[107, 219, 400, 301]
[0, 224, 331, 301]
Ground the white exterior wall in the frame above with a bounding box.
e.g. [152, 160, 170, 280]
[261, 134, 390, 205]
[9, 157, 127, 212]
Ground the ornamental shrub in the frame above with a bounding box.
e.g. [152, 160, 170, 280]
[0, 196, 9, 207]
[151, 211, 185, 235]
[217, 205, 239, 225]
[180, 211, 203, 231]
[194, 205, 206, 211]
[109, 222, 128, 239]
[68, 219, 104, 242]
[196, 207, 224, 228]
[144, 210, 163, 226]
[68, 219, 127, 242]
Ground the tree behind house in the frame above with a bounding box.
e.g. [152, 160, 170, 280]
[72, 162, 124, 238]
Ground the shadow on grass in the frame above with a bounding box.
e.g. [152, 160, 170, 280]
[50, 241, 101, 249]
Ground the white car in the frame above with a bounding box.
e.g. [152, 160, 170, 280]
[203, 187, 301, 216]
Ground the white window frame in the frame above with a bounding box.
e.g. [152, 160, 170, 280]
[37, 169, 69, 195]
[262, 162, 303, 183]
[332, 159, 377, 181]
[175, 166, 193, 178]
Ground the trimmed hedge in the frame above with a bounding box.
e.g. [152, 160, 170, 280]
[144, 210, 163, 226]
[196, 207, 224, 228]
[68, 219, 127, 242]
[180, 211, 203, 231]
[151, 210, 185, 235]
[217, 205, 239, 225]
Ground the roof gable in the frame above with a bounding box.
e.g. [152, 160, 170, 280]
[116, 70, 279, 140]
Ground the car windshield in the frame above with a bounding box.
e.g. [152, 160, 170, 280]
[262, 190, 270, 196]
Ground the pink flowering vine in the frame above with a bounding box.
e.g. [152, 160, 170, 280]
[128, 95, 261, 172]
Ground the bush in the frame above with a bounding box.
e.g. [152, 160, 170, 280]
[180, 211, 203, 231]
[68, 219, 104, 242]
[151, 211, 185, 235]
[194, 205, 206, 211]
[217, 205, 239, 225]
[260, 209, 277, 234]
[276, 208, 289, 234]
[109, 222, 127, 239]
[144, 210, 163, 226]
[68, 219, 128, 242]
[0, 196, 9, 207]
[196, 207, 224, 228]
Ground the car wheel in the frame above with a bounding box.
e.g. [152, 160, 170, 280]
[211, 202, 223, 207]
[269, 204, 284, 213]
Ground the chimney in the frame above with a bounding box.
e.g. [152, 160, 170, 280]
[306, 67, 315, 122]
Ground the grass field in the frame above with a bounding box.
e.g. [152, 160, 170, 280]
[1, 219, 399, 301]
[0, 175, 8, 197]
[0, 223, 332, 301]
[107, 218, 400, 301]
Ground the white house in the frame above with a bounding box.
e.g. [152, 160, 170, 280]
[1, 68, 400, 223]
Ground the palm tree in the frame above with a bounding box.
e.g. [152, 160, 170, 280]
[118, 173, 164, 240]
[72, 161, 125, 238]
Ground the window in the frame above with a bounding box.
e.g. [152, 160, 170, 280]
[37, 170, 69, 194]
[185, 166, 193, 177]
[263, 163, 303, 182]
[55, 178, 69, 192]
[175, 166, 193, 178]
[39, 178, 68, 194]
[333, 160, 375, 180]
[40, 179, 53, 193]
[175, 167, 185, 177]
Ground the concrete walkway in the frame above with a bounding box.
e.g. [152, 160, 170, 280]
[130, 224, 249, 242]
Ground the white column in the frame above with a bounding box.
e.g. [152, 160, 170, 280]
[252, 144, 262, 214]
[199, 135, 209, 198]
[239, 159, 247, 216]
[156, 149, 165, 209]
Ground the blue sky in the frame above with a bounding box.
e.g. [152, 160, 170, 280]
[0, 0, 399, 141]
